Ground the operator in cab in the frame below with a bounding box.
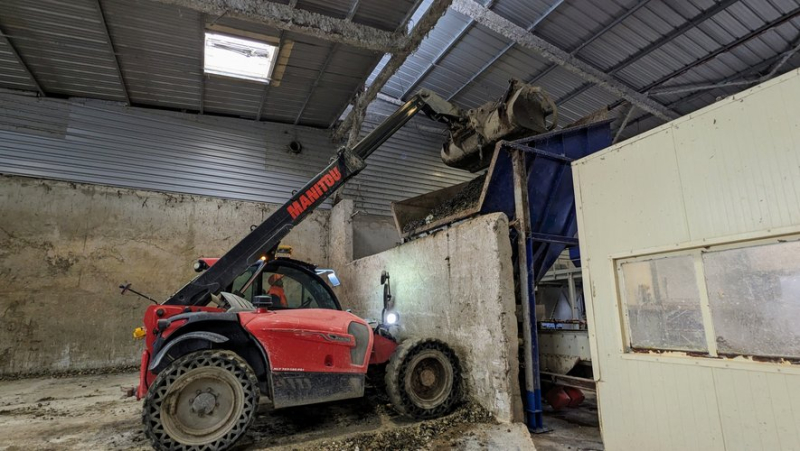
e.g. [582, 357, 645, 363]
[266, 274, 288, 308]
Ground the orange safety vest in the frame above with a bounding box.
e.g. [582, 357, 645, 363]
[267, 285, 288, 308]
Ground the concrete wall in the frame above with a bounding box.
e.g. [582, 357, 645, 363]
[574, 69, 800, 450]
[328, 199, 354, 270]
[334, 213, 523, 423]
[353, 213, 401, 259]
[0, 175, 328, 376]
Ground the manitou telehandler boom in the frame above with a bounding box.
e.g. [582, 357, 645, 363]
[130, 83, 555, 451]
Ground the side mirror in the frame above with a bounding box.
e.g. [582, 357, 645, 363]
[381, 270, 389, 285]
[327, 272, 341, 287]
[253, 295, 273, 308]
[315, 269, 341, 287]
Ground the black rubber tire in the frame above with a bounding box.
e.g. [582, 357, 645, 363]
[385, 338, 462, 419]
[142, 350, 259, 451]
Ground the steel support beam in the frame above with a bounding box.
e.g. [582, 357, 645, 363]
[332, 0, 453, 142]
[613, 103, 635, 144]
[603, 6, 800, 114]
[150, 0, 404, 53]
[621, 37, 800, 134]
[649, 31, 799, 97]
[325, 1, 424, 130]
[255, 0, 298, 121]
[94, 0, 130, 105]
[295, 46, 339, 124]
[0, 25, 44, 96]
[399, 0, 498, 100]
[198, 14, 207, 114]
[638, 6, 800, 95]
[555, 0, 744, 106]
[614, 0, 743, 75]
[450, 0, 677, 121]
[447, 0, 563, 101]
[292, 0, 361, 124]
[528, 0, 655, 86]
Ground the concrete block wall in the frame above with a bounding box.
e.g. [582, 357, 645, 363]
[334, 213, 523, 423]
[0, 175, 329, 376]
[352, 213, 401, 259]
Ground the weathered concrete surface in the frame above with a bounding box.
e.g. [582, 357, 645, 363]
[149, 0, 404, 53]
[327, 199, 354, 271]
[335, 213, 523, 423]
[433, 423, 537, 450]
[353, 213, 401, 259]
[0, 371, 512, 450]
[0, 175, 329, 375]
[532, 394, 604, 451]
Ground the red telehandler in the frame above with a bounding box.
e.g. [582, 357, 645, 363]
[127, 84, 555, 450]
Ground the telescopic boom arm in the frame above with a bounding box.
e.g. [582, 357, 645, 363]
[164, 90, 462, 306]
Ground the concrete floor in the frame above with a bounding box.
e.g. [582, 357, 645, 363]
[0, 372, 539, 450]
[532, 394, 604, 451]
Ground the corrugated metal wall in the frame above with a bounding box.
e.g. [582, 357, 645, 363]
[0, 93, 471, 215]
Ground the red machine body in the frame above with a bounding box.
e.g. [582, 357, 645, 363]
[240, 309, 373, 375]
[136, 298, 398, 407]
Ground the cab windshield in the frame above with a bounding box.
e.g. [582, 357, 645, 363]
[228, 261, 339, 310]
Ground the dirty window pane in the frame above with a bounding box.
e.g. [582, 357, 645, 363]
[621, 256, 707, 352]
[231, 267, 255, 301]
[703, 241, 800, 359]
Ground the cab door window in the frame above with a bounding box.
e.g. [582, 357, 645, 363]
[231, 266, 256, 300]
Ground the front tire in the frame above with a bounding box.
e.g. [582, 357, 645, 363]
[385, 338, 462, 419]
[142, 350, 259, 451]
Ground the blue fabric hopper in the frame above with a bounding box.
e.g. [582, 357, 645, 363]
[482, 120, 612, 282]
[392, 120, 611, 279]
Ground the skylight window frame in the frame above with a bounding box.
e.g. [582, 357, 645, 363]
[203, 31, 279, 84]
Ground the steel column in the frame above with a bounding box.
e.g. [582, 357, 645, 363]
[511, 148, 546, 432]
[567, 272, 578, 320]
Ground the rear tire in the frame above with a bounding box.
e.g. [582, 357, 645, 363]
[142, 350, 259, 451]
[385, 338, 461, 419]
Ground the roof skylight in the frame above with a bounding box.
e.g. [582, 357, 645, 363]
[204, 32, 278, 83]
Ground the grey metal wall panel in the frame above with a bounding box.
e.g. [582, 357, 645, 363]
[0, 93, 335, 206]
[0, 93, 470, 216]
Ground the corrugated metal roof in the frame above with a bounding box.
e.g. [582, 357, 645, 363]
[374, 0, 800, 140]
[0, 37, 36, 91]
[0, 0, 420, 127]
[0, 0, 125, 101]
[1, 0, 799, 142]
